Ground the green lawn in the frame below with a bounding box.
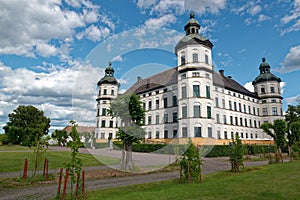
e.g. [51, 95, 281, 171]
[0, 145, 32, 151]
[89, 161, 300, 200]
[0, 150, 119, 172]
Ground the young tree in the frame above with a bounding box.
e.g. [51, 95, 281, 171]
[261, 119, 287, 162]
[109, 93, 145, 170]
[51, 129, 68, 146]
[229, 133, 244, 173]
[285, 104, 300, 156]
[3, 105, 50, 146]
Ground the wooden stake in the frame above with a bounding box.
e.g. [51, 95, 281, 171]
[62, 169, 68, 200]
[45, 159, 49, 180]
[188, 161, 190, 183]
[82, 170, 85, 200]
[57, 168, 63, 197]
[23, 158, 28, 181]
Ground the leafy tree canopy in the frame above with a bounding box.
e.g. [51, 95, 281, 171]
[3, 105, 50, 146]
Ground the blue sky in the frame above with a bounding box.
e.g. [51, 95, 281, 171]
[0, 0, 300, 133]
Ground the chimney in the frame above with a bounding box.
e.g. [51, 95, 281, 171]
[137, 76, 142, 82]
[219, 70, 224, 76]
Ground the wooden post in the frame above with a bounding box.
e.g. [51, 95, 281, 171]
[82, 170, 85, 200]
[43, 158, 46, 176]
[57, 168, 63, 197]
[75, 173, 80, 198]
[62, 169, 68, 200]
[23, 158, 28, 181]
[45, 159, 49, 180]
[179, 164, 183, 183]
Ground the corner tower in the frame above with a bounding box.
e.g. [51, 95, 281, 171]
[95, 62, 119, 140]
[252, 58, 283, 124]
[175, 12, 214, 138]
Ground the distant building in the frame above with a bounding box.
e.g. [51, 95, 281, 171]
[63, 125, 95, 135]
[95, 13, 283, 144]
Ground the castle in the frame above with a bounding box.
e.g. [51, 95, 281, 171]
[95, 13, 283, 144]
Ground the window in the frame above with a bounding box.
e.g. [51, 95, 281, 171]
[216, 114, 220, 123]
[231, 132, 234, 139]
[241, 132, 244, 138]
[173, 112, 178, 122]
[206, 86, 211, 98]
[224, 131, 228, 139]
[230, 116, 233, 125]
[96, 120, 99, 128]
[229, 101, 232, 110]
[248, 106, 251, 114]
[253, 107, 256, 115]
[109, 121, 114, 128]
[234, 102, 237, 111]
[97, 109, 100, 116]
[181, 55, 185, 65]
[173, 130, 178, 138]
[143, 102, 146, 110]
[182, 86, 187, 98]
[182, 127, 187, 138]
[194, 127, 202, 137]
[182, 106, 187, 119]
[101, 120, 106, 127]
[257, 108, 260, 116]
[207, 106, 212, 119]
[193, 53, 198, 62]
[263, 107, 268, 116]
[103, 89, 107, 95]
[251, 133, 253, 139]
[148, 132, 152, 139]
[215, 97, 219, 107]
[156, 131, 159, 139]
[193, 105, 201, 118]
[181, 74, 186, 79]
[164, 113, 168, 123]
[235, 117, 238, 125]
[155, 115, 159, 124]
[193, 85, 200, 97]
[102, 108, 106, 116]
[272, 107, 278, 116]
[249, 119, 252, 127]
[164, 88, 168, 93]
[239, 103, 242, 112]
[244, 104, 246, 113]
[111, 90, 114, 96]
[261, 87, 265, 94]
[205, 54, 209, 64]
[270, 87, 275, 93]
[244, 118, 247, 127]
[246, 133, 248, 139]
[164, 130, 168, 139]
[271, 99, 276, 103]
[255, 134, 258, 139]
[156, 99, 159, 109]
[101, 132, 105, 139]
[254, 120, 257, 128]
[222, 99, 226, 108]
[208, 127, 212, 137]
[217, 131, 221, 139]
[148, 115, 152, 125]
[148, 101, 152, 110]
[172, 95, 177, 106]
[262, 100, 267, 103]
[240, 118, 243, 126]
[223, 115, 227, 124]
[192, 72, 200, 77]
[163, 97, 168, 108]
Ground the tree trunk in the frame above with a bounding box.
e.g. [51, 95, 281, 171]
[288, 145, 293, 160]
[278, 146, 283, 163]
[121, 142, 126, 170]
[126, 142, 133, 170]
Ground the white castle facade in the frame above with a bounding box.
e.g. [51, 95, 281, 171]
[95, 13, 283, 143]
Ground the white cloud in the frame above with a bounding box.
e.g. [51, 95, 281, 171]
[248, 5, 262, 16]
[285, 95, 300, 105]
[144, 14, 177, 28]
[185, 0, 226, 15]
[0, 0, 112, 58]
[244, 82, 255, 92]
[0, 60, 104, 131]
[77, 25, 110, 42]
[280, 0, 300, 35]
[113, 55, 124, 62]
[258, 14, 271, 22]
[134, 0, 158, 9]
[275, 45, 300, 73]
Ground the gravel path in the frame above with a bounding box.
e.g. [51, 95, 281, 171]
[0, 156, 269, 200]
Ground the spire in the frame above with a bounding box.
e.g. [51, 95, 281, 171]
[184, 12, 200, 35]
[105, 61, 114, 76]
[97, 61, 118, 85]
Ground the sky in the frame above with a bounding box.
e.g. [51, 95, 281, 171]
[1, 0, 300, 133]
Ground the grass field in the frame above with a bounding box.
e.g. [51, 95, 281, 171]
[0, 147, 119, 172]
[88, 161, 300, 200]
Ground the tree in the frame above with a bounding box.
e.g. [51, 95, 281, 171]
[3, 105, 50, 146]
[229, 133, 244, 173]
[51, 129, 68, 146]
[285, 104, 300, 157]
[109, 93, 145, 170]
[261, 119, 286, 162]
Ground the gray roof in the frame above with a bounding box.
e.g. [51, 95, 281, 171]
[125, 67, 258, 98]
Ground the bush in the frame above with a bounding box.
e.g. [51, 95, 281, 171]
[0, 134, 9, 144]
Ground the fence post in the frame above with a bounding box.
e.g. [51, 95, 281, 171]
[23, 158, 28, 181]
[82, 170, 85, 200]
[188, 161, 190, 183]
[45, 159, 49, 180]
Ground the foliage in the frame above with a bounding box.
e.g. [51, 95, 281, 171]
[64, 121, 83, 199]
[109, 93, 146, 170]
[179, 141, 202, 183]
[3, 105, 50, 146]
[0, 134, 9, 144]
[51, 129, 68, 146]
[31, 136, 50, 176]
[229, 133, 244, 173]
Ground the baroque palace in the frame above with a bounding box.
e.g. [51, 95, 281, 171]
[95, 13, 283, 145]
